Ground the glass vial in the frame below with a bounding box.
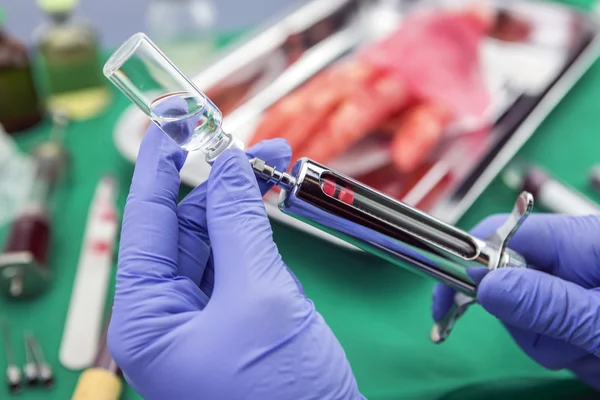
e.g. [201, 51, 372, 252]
[34, 0, 110, 120]
[104, 33, 243, 162]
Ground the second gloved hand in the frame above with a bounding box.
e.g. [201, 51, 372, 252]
[109, 124, 364, 400]
[432, 214, 600, 390]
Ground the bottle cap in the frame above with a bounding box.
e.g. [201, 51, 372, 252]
[37, 0, 78, 14]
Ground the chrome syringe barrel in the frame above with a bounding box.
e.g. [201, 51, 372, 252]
[251, 157, 533, 342]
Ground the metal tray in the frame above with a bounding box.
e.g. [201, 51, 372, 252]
[113, 0, 600, 249]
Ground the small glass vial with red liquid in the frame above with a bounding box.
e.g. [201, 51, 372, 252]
[0, 128, 68, 298]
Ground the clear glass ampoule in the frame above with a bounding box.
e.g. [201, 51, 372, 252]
[103, 32, 243, 162]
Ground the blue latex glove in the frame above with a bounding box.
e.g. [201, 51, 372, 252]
[432, 214, 600, 390]
[108, 124, 364, 400]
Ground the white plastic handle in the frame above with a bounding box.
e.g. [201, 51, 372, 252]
[59, 177, 118, 370]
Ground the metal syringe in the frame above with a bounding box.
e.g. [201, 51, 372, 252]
[250, 157, 534, 343]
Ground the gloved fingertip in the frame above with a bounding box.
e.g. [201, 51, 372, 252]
[469, 214, 509, 239]
[139, 122, 188, 172]
[479, 267, 600, 356]
[243, 139, 292, 196]
[466, 267, 488, 285]
[431, 283, 455, 322]
[247, 137, 291, 155]
[477, 267, 527, 317]
[211, 147, 251, 177]
[128, 122, 188, 205]
[246, 138, 292, 169]
[208, 147, 262, 202]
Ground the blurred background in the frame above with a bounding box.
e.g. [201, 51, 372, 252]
[1, 0, 600, 399]
[3, 0, 298, 46]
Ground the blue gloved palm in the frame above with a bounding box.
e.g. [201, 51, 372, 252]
[432, 214, 600, 390]
[109, 124, 364, 400]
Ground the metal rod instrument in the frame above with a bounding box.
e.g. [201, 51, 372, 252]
[26, 333, 53, 388]
[23, 332, 38, 386]
[1, 318, 22, 393]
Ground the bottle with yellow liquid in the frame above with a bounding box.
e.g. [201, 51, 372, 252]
[34, 0, 110, 120]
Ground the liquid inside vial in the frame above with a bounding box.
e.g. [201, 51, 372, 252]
[149, 91, 225, 151]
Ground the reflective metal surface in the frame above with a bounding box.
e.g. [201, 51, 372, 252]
[252, 157, 533, 341]
[273, 158, 531, 295]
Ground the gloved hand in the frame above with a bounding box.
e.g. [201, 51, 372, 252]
[108, 124, 364, 400]
[432, 214, 600, 390]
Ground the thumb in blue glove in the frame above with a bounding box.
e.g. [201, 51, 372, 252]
[109, 124, 364, 400]
[432, 214, 600, 390]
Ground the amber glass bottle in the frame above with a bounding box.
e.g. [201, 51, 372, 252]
[34, 0, 110, 120]
[0, 7, 44, 133]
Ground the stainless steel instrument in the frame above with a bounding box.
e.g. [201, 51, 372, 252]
[251, 157, 534, 343]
